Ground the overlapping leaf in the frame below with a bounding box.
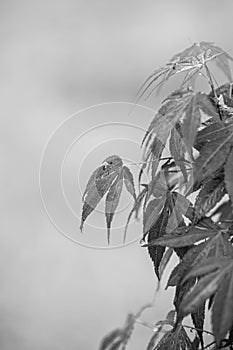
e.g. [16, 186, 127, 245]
[81, 155, 137, 244]
[195, 176, 226, 220]
[191, 128, 233, 191]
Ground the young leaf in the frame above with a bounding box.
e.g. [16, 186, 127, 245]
[105, 171, 123, 244]
[224, 147, 233, 206]
[200, 41, 233, 81]
[212, 265, 233, 346]
[123, 166, 136, 200]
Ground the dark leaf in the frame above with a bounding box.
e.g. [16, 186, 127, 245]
[191, 302, 205, 349]
[158, 247, 173, 280]
[179, 271, 223, 317]
[224, 147, 233, 206]
[192, 131, 233, 190]
[212, 262, 233, 346]
[147, 204, 170, 279]
[145, 226, 216, 248]
[195, 177, 226, 220]
[143, 196, 167, 235]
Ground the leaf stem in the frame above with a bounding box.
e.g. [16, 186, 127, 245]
[183, 324, 214, 336]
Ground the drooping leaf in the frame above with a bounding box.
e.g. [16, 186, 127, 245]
[182, 94, 202, 157]
[122, 166, 136, 200]
[105, 171, 124, 244]
[146, 202, 170, 279]
[80, 155, 123, 232]
[224, 147, 233, 206]
[191, 301, 205, 349]
[212, 261, 233, 346]
[80, 171, 118, 232]
[158, 247, 174, 281]
[143, 196, 167, 236]
[123, 187, 147, 243]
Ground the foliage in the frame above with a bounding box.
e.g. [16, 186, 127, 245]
[81, 41, 233, 349]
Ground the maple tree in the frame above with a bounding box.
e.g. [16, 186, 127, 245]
[81, 42, 233, 349]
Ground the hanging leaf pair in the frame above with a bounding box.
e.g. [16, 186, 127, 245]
[80, 155, 136, 244]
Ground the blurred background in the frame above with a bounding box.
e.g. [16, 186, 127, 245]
[1, 0, 233, 349]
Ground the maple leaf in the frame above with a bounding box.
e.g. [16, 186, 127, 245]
[81, 155, 139, 244]
[105, 170, 124, 245]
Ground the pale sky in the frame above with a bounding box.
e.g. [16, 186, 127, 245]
[1, 0, 233, 349]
